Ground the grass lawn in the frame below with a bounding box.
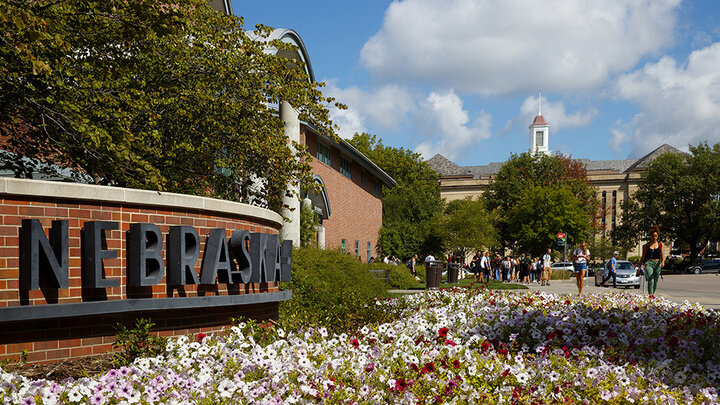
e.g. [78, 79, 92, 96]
[398, 276, 528, 291]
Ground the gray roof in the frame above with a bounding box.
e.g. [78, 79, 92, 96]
[426, 154, 470, 176]
[427, 144, 683, 179]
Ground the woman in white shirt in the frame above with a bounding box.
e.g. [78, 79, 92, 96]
[572, 241, 590, 295]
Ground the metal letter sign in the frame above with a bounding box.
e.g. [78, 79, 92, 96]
[82, 221, 121, 288]
[17, 219, 292, 290]
[127, 223, 165, 287]
[20, 219, 69, 290]
[167, 226, 201, 285]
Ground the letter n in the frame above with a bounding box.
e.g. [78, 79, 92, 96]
[20, 219, 69, 290]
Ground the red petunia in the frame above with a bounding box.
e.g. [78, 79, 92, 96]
[452, 359, 461, 369]
[350, 338, 359, 349]
[438, 327, 449, 338]
[197, 333, 206, 341]
[422, 362, 436, 374]
[445, 339, 456, 347]
[395, 378, 408, 391]
[365, 363, 375, 372]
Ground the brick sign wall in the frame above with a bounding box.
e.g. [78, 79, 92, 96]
[0, 178, 289, 363]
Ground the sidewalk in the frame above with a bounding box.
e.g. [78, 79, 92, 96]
[390, 275, 720, 310]
[522, 276, 720, 309]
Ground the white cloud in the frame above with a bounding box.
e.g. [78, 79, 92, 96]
[360, 0, 682, 95]
[322, 80, 415, 138]
[613, 42, 720, 157]
[414, 90, 492, 160]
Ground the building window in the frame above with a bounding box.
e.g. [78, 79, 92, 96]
[317, 143, 331, 165]
[361, 171, 366, 188]
[355, 240, 359, 256]
[602, 191, 607, 210]
[341, 239, 346, 254]
[535, 131, 543, 147]
[373, 180, 379, 197]
[340, 156, 352, 179]
[367, 242, 371, 262]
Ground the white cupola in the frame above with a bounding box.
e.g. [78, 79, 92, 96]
[529, 93, 550, 155]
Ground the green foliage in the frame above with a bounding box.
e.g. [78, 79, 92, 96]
[0, 350, 27, 372]
[386, 264, 422, 289]
[612, 143, 720, 261]
[279, 247, 392, 333]
[507, 185, 594, 257]
[438, 197, 498, 259]
[0, 0, 341, 211]
[486, 152, 598, 253]
[299, 203, 319, 247]
[588, 238, 624, 262]
[112, 318, 167, 367]
[348, 133, 444, 259]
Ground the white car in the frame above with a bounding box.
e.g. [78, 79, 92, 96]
[550, 261, 574, 273]
[594, 260, 641, 289]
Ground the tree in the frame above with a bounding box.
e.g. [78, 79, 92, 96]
[612, 143, 720, 261]
[348, 133, 444, 259]
[506, 184, 594, 258]
[438, 197, 498, 260]
[486, 152, 598, 253]
[0, 0, 340, 210]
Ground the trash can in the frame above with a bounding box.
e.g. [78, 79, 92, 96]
[446, 263, 459, 283]
[425, 261, 442, 290]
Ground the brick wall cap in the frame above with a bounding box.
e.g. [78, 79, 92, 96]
[0, 177, 282, 227]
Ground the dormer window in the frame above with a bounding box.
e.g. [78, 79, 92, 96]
[535, 131, 544, 147]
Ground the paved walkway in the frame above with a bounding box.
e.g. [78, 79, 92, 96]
[390, 274, 720, 310]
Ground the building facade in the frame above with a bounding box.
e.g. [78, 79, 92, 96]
[261, 29, 395, 259]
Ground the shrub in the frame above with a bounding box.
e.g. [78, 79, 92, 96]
[111, 318, 167, 367]
[279, 248, 390, 333]
[387, 264, 421, 289]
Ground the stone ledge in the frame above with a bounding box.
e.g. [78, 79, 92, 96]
[0, 177, 283, 228]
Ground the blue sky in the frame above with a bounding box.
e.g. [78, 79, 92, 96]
[232, 0, 720, 167]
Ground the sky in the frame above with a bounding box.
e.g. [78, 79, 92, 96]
[232, 0, 720, 167]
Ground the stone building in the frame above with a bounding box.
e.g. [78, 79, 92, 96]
[427, 111, 683, 256]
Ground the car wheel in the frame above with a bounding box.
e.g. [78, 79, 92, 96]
[634, 285, 640, 289]
[693, 267, 701, 275]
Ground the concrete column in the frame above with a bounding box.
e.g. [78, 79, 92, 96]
[280, 100, 300, 246]
[317, 224, 325, 250]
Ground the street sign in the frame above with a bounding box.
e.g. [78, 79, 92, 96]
[557, 232, 566, 246]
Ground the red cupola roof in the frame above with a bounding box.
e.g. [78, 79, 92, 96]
[531, 115, 548, 126]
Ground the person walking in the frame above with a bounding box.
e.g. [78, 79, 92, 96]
[541, 249, 552, 286]
[501, 256, 511, 282]
[406, 254, 418, 277]
[601, 251, 619, 288]
[470, 252, 482, 282]
[482, 252, 491, 283]
[571, 241, 590, 295]
[640, 225, 664, 297]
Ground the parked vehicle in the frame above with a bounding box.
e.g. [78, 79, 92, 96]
[594, 260, 641, 289]
[687, 259, 720, 274]
[551, 261, 574, 272]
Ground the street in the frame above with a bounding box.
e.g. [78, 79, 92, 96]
[526, 273, 720, 309]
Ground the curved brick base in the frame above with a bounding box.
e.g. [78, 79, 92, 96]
[0, 178, 287, 363]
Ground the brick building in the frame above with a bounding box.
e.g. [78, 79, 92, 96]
[262, 28, 395, 259]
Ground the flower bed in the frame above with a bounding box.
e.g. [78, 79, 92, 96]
[3, 288, 720, 404]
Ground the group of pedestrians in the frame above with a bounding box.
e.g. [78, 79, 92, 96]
[469, 249, 553, 286]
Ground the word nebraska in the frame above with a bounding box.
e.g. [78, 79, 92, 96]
[19, 219, 292, 291]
